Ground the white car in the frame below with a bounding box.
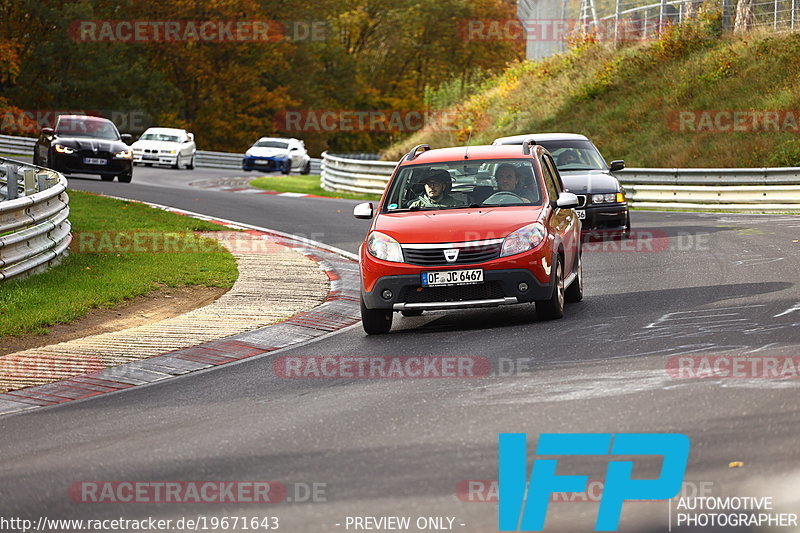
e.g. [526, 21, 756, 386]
[132, 127, 196, 169]
[242, 137, 311, 174]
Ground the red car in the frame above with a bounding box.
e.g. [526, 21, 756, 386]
[354, 141, 584, 334]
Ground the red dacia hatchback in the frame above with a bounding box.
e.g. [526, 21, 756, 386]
[354, 141, 583, 334]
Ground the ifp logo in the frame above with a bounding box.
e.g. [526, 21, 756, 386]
[498, 433, 690, 531]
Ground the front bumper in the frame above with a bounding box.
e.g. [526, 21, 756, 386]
[52, 152, 132, 176]
[242, 156, 290, 172]
[134, 152, 178, 165]
[362, 268, 552, 310]
[577, 203, 628, 231]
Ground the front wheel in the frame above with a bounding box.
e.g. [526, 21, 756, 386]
[172, 154, 182, 169]
[361, 298, 392, 334]
[187, 154, 195, 170]
[300, 160, 311, 175]
[282, 161, 291, 175]
[117, 172, 132, 183]
[536, 258, 565, 320]
[100, 175, 115, 182]
[622, 211, 631, 239]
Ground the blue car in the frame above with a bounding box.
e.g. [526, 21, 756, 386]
[242, 137, 311, 174]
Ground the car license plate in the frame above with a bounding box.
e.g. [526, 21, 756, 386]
[83, 157, 107, 165]
[575, 209, 586, 220]
[254, 159, 268, 165]
[421, 269, 483, 287]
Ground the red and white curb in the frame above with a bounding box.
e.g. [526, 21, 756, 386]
[0, 203, 361, 417]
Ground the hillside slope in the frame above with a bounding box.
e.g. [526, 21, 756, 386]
[384, 16, 800, 168]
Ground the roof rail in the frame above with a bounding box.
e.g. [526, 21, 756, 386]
[404, 144, 431, 162]
[522, 139, 536, 155]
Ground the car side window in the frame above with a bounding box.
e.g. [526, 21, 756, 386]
[544, 155, 564, 194]
[540, 157, 559, 202]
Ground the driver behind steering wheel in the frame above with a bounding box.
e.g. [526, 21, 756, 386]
[495, 164, 531, 203]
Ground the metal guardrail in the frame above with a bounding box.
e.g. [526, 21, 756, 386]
[320, 152, 396, 195]
[0, 157, 72, 282]
[319, 153, 800, 210]
[0, 134, 321, 174]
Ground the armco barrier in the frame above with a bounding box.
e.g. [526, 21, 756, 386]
[0, 134, 321, 173]
[0, 157, 72, 282]
[320, 152, 396, 195]
[319, 152, 800, 211]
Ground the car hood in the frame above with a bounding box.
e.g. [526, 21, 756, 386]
[374, 206, 544, 244]
[54, 136, 129, 151]
[131, 140, 181, 150]
[246, 147, 289, 158]
[560, 170, 621, 193]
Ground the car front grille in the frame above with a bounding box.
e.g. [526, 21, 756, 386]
[402, 282, 506, 303]
[402, 242, 502, 266]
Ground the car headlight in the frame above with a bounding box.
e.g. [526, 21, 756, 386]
[501, 222, 547, 257]
[114, 149, 133, 159]
[54, 144, 75, 154]
[367, 231, 403, 263]
[592, 193, 620, 204]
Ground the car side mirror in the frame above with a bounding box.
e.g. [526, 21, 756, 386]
[353, 202, 374, 219]
[609, 160, 625, 172]
[187, 133, 194, 142]
[42, 127, 54, 136]
[556, 192, 580, 209]
[121, 133, 133, 144]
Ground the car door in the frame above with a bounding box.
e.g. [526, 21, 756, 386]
[540, 154, 577, 277]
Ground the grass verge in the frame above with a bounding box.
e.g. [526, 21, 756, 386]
[0, 190, 238, 339]
[250, 174, 381, 201]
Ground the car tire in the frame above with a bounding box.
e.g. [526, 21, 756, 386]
[282, 161, 291, 175]
[401, 309, 423, 317]
[187, 154, 195, 170]
[536, 257, 565, 320]
[622, 212, 631, 239]
[301, 160, 311, 175]
[101, 175, 115, 182]
[565, 252, 583, 303]
[361, 297, 392, 334]
[117, 172, 132, 183]
[172, 154, 182, 169]
[32, 150, 40, 166]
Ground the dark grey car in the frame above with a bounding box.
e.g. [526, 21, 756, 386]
[493, 133, 630, 236]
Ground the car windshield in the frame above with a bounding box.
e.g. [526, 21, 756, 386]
[140, 133, 181, 142]
[55, 117, 119, 140]
[536, 140, 608, 171]
[383, 158, 542, 212]
[254, 140, 289, 149]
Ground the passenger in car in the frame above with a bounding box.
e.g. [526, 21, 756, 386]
[408, 170, 461, 208]
[495, 164, 531, 203]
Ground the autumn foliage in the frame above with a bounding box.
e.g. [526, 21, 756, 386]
[0, 0, 521, 154]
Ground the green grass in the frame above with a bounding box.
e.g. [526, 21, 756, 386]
[383, 15, 800, 169]
[250, 174, 381, 201]
[0, 190, 238, 338]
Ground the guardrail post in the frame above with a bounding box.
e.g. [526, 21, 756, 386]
[36, 173, 48, 192]
[23, 169, 36, 196]
[614, 0, 621, 44]
[5, 164, 19, 200]
[792, 0, 796, 28]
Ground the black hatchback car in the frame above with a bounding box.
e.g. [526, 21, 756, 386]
[493, 133, 629, 236]
[33, 115, 134, 182]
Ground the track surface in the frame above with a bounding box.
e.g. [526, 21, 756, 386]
[1, 166, 799, 532]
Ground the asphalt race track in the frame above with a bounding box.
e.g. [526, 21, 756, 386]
[1, 165, 799, 532]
